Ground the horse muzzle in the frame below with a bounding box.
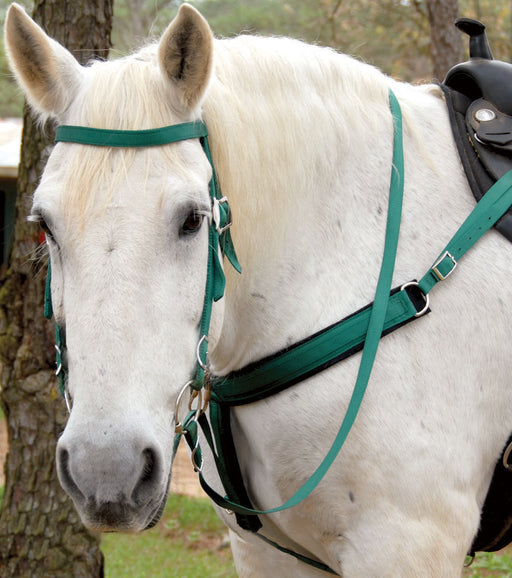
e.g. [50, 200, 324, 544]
[56, 420, 170, 532]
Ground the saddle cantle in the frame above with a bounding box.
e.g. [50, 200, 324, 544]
[442, 18, 512, 555]
[442, 17, 512, 242]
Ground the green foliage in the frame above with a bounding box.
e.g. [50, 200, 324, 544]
[464, 549, 512, 577]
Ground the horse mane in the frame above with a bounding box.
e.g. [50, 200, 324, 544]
[56, 32, 422, 249]
[203, 35, 394, 263]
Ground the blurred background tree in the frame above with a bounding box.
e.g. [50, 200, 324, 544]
[0, 1, 112, 576]
[1, 0, 512, 118]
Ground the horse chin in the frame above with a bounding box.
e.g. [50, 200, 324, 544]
[143, 489, 169, 530]
[142, 472, 171, 530]
[79, 476, 171, 533]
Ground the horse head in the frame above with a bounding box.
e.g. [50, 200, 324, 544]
[5, 3, 219, 531]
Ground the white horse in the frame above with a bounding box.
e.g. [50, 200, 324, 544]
[5, 4, 512, 576]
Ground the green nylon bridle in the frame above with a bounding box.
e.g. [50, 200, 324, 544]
[44, 90, 512, 576]
[46, 119, 241, 400]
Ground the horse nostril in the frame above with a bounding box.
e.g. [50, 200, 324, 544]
[57, 447, 86, 505]
[132, 447, 161, 505]
[140, 448, 156, 483]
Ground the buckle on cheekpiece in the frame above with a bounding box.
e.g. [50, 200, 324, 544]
[212, 196, 232, 235]
[432, 251, 457, 281]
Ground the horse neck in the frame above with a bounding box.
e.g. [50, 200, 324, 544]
[203, 37, 455, 374]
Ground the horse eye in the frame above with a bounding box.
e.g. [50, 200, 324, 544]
[180, 210, 204, 236]
[41, 220, 55, 241]
[31, 213, 56, 244]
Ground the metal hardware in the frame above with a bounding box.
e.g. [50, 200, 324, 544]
[475, 108, 496, 122]
[196, 335, 208, 371]
[64, 387, 72, 414]
[188, 388, 203, 415]
[432, 251, 457, 281]
[400, 281, 430, 317]
[55, 344, 62, 376]
[174, 381, 206, 436]
[473, 132, 486, 145]
[174, 381, 193, 434]
[191, 436, 203, 473]
[503, 441, 512, 471]
[212, 196, 233, 235]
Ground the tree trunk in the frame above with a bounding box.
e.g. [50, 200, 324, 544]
[0, 1, 113, 576]
[426, 0, 463, 80]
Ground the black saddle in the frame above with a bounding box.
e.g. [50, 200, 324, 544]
[442, 18, 512, 241]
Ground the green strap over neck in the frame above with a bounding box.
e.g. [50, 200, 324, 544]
[183, 87, 405, 522]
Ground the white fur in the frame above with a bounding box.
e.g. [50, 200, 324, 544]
[5, 3, 512, 576]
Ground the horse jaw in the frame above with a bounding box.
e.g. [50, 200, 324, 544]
[4, 3, 82, 119]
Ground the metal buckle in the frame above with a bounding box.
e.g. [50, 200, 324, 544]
[400, 281, 430, 318]
[432, 251, 457, 281]
[503, 441, 512, 471]
[196, 335, 208, 371]
[174, 381, 202, 434]
[212, 196, 232, 235]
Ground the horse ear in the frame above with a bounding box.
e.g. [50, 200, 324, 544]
[158, 4, 213, 112]
[4, 3, 82, 118]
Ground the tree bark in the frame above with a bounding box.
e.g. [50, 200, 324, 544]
[426, 0, 463, 80]
[0, 1, 113, 576]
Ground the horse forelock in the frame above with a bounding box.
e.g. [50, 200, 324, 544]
[53, 48, 200, 232]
